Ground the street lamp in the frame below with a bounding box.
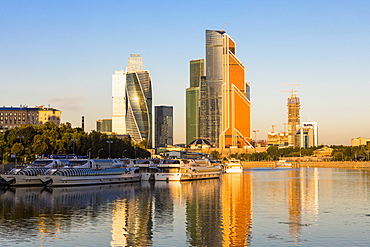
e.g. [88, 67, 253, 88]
[107, 140, 113, 158]
[98, 148, 103, 159]
[87, 148, 91, 159]
[71, 139, 77, 155]
[122, 150, 126, 158]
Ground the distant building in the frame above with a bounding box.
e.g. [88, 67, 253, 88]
[351, 137, 370, 146]
[286, 89, 301, 147]
[96, 119, 112, 134]
[155, 106, 173, 148]
[112, 70, 126, 135]
[267, 132, 288, 147]
[0, 105, 61, 133]
[299, 122, 318, 148]
[198, 30, 251, 148]
[313, 146, 333, 157]
[112, 54, 152, 147]
[126, 70, 152, 146]
[186, 59, 204, 144]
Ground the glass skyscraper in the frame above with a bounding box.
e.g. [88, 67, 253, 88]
[112, 54, 152, 147]
[155, 106, 173, 148]
[126, 70, 152, 147]
[199, 30, 252, 148]
[186, 59, 204, 144]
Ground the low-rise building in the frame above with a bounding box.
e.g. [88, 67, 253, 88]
[351, 137, 370, 146]
[0, 105, 61, 132]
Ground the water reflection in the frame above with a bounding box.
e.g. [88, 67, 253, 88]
[1, 168, 370, 246]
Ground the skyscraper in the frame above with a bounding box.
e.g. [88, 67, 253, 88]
[126, 70, 152, 147]
[199, 30, 251, 148]
[112, 54, 152, 147]
[287, 91, 301, 147]
[300, 122, 318, 148]
[155, 106, 173, 148]
[112, 70, 126, 135]
[186, 59, 204, 144]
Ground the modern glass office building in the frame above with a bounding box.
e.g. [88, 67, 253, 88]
[186, 59, 204, 144]
[126, 71, 152, 147]
[155, 106, 173, 148]
[199, 30, 251, 148]
[112, 70, 126, 135]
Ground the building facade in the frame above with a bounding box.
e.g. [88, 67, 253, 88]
[112, 70, 126, 135]
[155, 106, 173, 148]
[351, 137, 370, 146]
[125, 70, 152, 146]
[299, 122, 318, 148]
[96, 119, 112, 134]
[287, 93, 301, 147]
[199, 30, 251, 148]
[0, 105, 61, 133]
[186, 59, 204, 144]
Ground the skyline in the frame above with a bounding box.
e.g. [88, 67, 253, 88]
[1, 1, 370, 145]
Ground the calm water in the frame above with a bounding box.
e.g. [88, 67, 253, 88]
[1, 167, 370, 246]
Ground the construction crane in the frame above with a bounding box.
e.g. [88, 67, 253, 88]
[281, 83, 300, 98]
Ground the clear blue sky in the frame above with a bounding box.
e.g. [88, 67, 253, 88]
[1, 0, 370, 145]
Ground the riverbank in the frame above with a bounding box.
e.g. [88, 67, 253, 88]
[242, 161, 370, 169]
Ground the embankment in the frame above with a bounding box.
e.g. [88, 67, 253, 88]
[242, 161, 370, 169]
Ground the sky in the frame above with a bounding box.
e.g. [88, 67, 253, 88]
[1, 0, 370, 146]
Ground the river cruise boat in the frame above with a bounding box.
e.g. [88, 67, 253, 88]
[275, 160, 293, 167]
[154, 159, 222, 181]
[0, 159, 67, 186]
[131, 159, 161, 181]
[38, 159, 141, 186]
[223, 159, 243, 173]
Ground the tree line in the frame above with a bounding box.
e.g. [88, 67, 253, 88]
[211, 145, 370, 161]
[0, 122, 150, 164]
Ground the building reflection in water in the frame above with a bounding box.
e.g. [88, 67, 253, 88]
[287, 168, 319, 244]
[221, 173, 253, 246]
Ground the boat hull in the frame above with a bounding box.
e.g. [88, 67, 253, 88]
[38, 173, 141, 186]
[224, 167, 243, 173]
[154, 171, 221, 181]
[0, 174, 43, 186]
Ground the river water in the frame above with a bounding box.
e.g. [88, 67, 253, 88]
[1, 167, 370, 246]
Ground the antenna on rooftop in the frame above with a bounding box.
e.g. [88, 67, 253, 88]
[222, 23, 226, 32]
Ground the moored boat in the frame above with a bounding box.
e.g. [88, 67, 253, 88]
[223, 159, 243, 173]
[155, 159, 222, 181]
[0, 159, 67, 186]
[131, 159, 161, 181]
[38, 159, 141, 186]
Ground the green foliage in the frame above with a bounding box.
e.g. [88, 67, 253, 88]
[0, 122, 150, 164]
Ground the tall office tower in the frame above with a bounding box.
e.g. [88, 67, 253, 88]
[127, 54, 143, 72]
[186, 59, 204, 144]
[126, 70, 152, 147]
[155, 106, 173, 148]
[287, 91, 301, 147]
[199, 30, 251, 148]
[112, 70, 126, 135]
[300, 122, 318, 148]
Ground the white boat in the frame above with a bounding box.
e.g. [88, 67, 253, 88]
[38, 159, 141, 186]
[0, 159, 67, 186]
[154, 159, 222, 181]
[223, 159, 243, 173]
[131, 159, 161, 181]
[275, 160, 293, 167]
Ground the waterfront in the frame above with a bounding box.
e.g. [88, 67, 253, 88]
[1, 167, 370, 246]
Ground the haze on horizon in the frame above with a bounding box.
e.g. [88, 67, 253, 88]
[1, 0, 369, 146]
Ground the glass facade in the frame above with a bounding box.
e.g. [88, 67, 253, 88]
[186, 59, 204, 145]
[112, 70, 126, 135]
[126, 71, 152, 146]
[155, 106, 173, 148]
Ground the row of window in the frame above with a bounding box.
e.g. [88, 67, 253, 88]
[0, 112, 38, 117]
